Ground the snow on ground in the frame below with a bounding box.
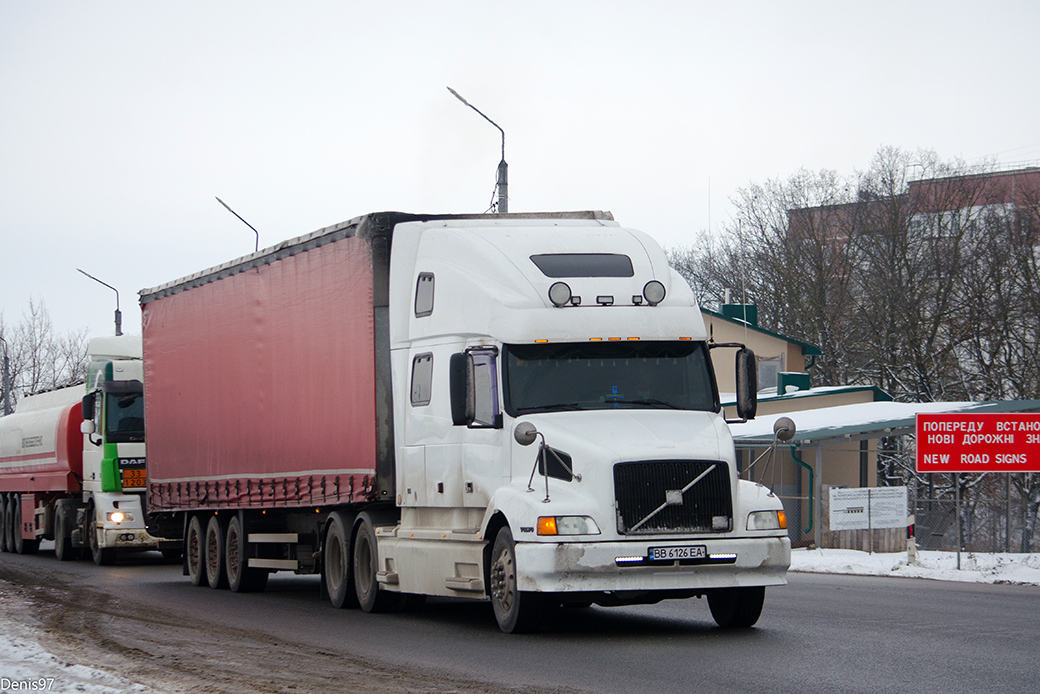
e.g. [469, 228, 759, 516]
[791, 547, 1040, 585]
[0, 586, 157, 694]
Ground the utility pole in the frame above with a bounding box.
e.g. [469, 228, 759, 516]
[1, 336, 11, 416]
[447, 87, 508, 213]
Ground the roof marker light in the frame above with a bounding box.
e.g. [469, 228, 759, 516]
[643, 280, 666, 306]
[549, 282, 572, 307]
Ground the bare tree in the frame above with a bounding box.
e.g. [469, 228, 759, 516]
[0, 299, 88, 408]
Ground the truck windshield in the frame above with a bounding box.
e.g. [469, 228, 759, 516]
[106, 391, 145, 443]
[503, 341, 719, 415]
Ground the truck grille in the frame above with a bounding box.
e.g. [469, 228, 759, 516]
[614, 460, 732, 535]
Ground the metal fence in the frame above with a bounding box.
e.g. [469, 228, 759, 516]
[914, 497, 1040, 553]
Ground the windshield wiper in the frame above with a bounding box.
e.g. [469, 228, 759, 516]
[620, 398, 682, 409]
[514, 403, 589, 413]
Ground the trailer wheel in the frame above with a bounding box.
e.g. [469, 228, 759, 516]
[0, 495, 10, 553]
[353, 514, 405, 613]
[12, 495, 39, 555]
[226, 515, 267, 593]
[489, 527, 545, 633]
[324, 512, 358, 608]
[87, 504, 116, 565]
[186, 515, 206, 586]
[205, 515, 229, 589]
[707, 586, 765, 629]
[54, 501, 76, 561]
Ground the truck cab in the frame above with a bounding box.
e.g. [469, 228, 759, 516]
[379, 215, 790, 631]
[77, 335, 167, 564]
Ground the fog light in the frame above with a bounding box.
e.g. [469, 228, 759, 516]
[548, 282, 572, 307]
[643, 280, 666, 306]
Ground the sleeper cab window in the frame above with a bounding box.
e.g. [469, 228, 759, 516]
[410, 353, 434, 406]
[415, 272, 435, 317]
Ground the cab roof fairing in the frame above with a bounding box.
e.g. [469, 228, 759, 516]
[389, 220, 708, 347]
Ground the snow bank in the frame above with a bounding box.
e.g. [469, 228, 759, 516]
[791, 547, 1040, 585]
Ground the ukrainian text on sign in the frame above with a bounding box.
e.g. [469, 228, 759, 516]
[916, 413, 1040, 473]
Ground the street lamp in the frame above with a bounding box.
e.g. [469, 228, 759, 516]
[77, 268, 122, 336]
[447, 87, 508, 213]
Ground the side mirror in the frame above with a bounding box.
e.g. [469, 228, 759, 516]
[449, 353, 468, 426]
[80, 420, 96, 435]
[82, 392, 96, 421]
[449, 349, 502, 428]
[514, 422, 538, 446]
[735, 347, 758, 421]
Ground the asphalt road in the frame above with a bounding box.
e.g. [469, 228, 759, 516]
[1, 547, 1038, 693]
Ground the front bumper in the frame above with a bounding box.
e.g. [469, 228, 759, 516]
[515, 536, 790, 593]
[100, 527, 162, 549]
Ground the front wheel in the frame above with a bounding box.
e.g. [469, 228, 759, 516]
[489, 527, 545, 633]
[707, 586, 765, 628]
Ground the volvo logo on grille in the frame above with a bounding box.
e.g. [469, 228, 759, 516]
[665, 490, 683, 506]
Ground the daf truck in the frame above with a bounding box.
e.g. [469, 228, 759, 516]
[0, 335, 172, 564]
[141, 211, 790, 632]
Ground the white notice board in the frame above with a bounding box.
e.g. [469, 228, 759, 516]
[829, 487, 908, 532]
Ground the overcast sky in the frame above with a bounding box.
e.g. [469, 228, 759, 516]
[3, 1, 1039, 339]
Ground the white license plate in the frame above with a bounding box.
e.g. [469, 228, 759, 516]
[649, 545, 707, 561]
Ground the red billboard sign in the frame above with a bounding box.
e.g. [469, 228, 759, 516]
[916, 413, 1040, 473]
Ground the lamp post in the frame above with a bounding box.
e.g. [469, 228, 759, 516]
[1, 335, 11, 416]
[447, 87, 508, 213]
[77, 268, 122, 336]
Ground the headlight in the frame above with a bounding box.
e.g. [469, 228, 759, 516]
[108, 511, 133, 524]
[537, 516, 601, 536]
[747, 510, 786, 531]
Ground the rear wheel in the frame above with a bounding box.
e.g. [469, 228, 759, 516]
[353, 514, 404, 613]
[707, 586, 765, 628]
[186, 515, 206, 586]
[54, 502, 76, 561]
[489, 527, 545, 633]
[88, 505, 116, 565]
[205, 515, 229, 589]
[325, 512, 358, 608]
[14, 495, 40, 554]
[0, 495, 10, 553]
[226, 515, 267, 593]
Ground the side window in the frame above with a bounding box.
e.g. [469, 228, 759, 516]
[414, 272, 435, 317]
[469, 350, 501, 428]
[410, 353, 434, 406]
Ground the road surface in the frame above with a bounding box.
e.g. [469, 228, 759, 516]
[0, 548, 1037, 693]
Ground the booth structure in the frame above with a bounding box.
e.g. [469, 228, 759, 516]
[703, 303, 1040, 548]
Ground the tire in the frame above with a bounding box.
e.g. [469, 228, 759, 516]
[54, 502, 76, 561]
[205, 515, 229, 589]
[226, 515, 268, 593]
[88, 504, 116, 565]
[14, 495, 40, 555]
[0, 495, 10, 553]
[186, 515, 206, 586]
[353, 514, 404, 613]
[489, 527, 545, 633]
[324, 512, 358, 609]
[707, 586, 765, 629]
